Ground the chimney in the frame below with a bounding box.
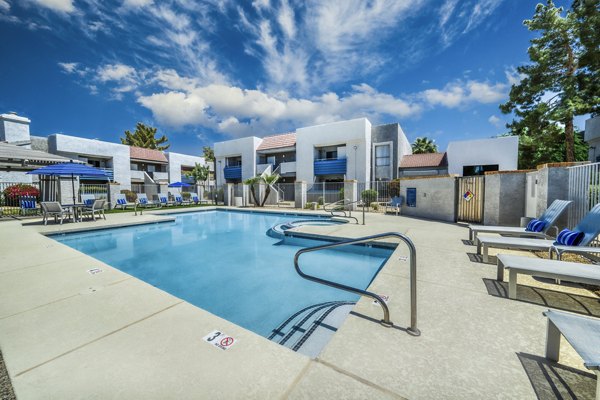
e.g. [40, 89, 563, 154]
[0, 112, 31, 143]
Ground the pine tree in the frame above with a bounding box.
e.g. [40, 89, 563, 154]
[120, 122, 170, 150]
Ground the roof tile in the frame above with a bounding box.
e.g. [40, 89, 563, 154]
[129, 146, 168, 163]
[400, 152, 448, 168]
[257, 132, 296, 151]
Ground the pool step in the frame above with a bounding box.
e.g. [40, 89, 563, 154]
[269, 301, 355, 358]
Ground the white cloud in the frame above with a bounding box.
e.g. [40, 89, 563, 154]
[437, 0, 505, 47]
[488, 115, 502, 128]
[122, 0, 153, 7]
[0, 0, 10, 12]
[422, 79, 507, 108]
[58, 62, 78, 73]
[31, 0, 75, 13]
[97, 64, 137, 83]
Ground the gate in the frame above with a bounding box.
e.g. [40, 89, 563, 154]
[456, 176, 485, 223]
[567, 162, 600, 230]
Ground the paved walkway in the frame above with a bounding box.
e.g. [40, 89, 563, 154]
[0, 209, 598, 399]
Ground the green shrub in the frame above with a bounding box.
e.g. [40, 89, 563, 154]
[182, 192, 191, 200]
[371, 203, 379, 211]
[338, 187, 344, 200]
[361, 189, 378, 206]
[389, 179, 401, 197]
[317, 196, 324, 206]
[120, 189, 137, 202]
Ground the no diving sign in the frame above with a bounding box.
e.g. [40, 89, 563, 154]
[203, 330, 237, 351]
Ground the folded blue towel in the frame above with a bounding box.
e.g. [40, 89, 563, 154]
[117, 198, 126, 205]
[555, 228, 584, 246]
[525, 218, 546, 232]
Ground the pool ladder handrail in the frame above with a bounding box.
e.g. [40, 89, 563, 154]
[323, 198, 363, 225]
[293, 232, 420, 336]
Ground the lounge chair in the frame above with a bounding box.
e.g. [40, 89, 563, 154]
[496, 254, 600, 299]
[383, 196, 403, 216]
[190, 193, 210, 205]
[82, 199, 106, 221]
[19, 196, 38, 216]
[542, 310, 600, 400]
[173, 194, 186, 206]
[136, 193, 159, 208]
[40, 202, 70, 225]
[468, 199, 571, 241]
[114, 193, 136, 210]
[477, 203, 600, 263]
[158, 193, 172, 207]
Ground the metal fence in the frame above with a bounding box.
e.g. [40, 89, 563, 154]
[275, 183, 295, 202]
[0, 181, 42, 217]
[357, 181, 395, 203]
[568, 163, 600, 236]
[306, 182, 344, 205]
[79, 183, 108, 201]
[201, 184, 224, 204]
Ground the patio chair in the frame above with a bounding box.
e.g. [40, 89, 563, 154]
[542, 310, 600, 400]
[114, 193, 136, 210]
[190, 193, 209, 205]
[80, 194, 96, 207]
[19, 196, 38, 216]
[158, 193, 173, 207]
[136, 193, 159, 208]
[477, 203, 600, 263]
[496, 254, 600, 299]
[173, 194, 186, 206]
[382, 196, 403, 216]
[82, 199, 106, 221]
[468, 199, 572, 241]
[40, 201, 70, 225]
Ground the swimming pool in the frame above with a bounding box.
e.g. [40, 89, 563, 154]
[53, 210, 392, 353]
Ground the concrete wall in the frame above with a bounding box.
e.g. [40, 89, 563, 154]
[48, 134, 132, 189]
[214, 136, 262, 184]
[0, 113, 31, 144]
[399, 176, 457, 222]
[535, 166, 570, 230]
[585, 116, 600, 162]
[483, 172, 527, 226]
[0, 171, 32, 183]
[447, 136, 519, 176]
[166, 152, 206, 183]
[296, 118, 371, 183]
[371, 123, 412, 180]
[30, 136, 49, 152]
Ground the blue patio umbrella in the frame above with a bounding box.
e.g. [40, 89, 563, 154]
[27, 161, 108, 204]
[168, 181, 191, 188]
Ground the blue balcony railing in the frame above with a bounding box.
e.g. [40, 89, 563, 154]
[181, 175, 195, 184]
[80, 167, 113, 181]
[314, 158, 347, 176]
[224, 166, 242, 179]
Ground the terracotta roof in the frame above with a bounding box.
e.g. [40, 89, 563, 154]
[400, 152, 448, 168]
[129, 146, 168, 163]
[257, 132, 296, 151]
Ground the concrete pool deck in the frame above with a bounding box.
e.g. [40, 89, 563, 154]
[0, 208, 598, 399]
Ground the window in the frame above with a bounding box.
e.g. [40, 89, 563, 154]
[325, 150, 337, 160]
[375, 145, 390, 167]
[463, 164, 498, 176]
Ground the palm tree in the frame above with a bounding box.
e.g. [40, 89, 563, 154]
[185, 163, 210, 184]
[260, 173, 280, 207]
[243, 176, 261, 206]
[411, 137, 438, 154]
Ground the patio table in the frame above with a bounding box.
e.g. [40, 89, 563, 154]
[62, 203, 86, 223]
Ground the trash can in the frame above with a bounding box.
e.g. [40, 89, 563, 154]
[234, 196, 243, 207]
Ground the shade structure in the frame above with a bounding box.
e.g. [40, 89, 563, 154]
[27, 161, 108, 204]
[168, 181, 191, 188]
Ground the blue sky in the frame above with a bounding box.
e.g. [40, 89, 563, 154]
[0, 0, 580, 154]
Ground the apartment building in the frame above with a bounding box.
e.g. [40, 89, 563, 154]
[0, 112, 210, 187]
[214, 118, 412, 186]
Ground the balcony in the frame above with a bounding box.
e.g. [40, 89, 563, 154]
[314, 158, 347, 176]
[224, 165, 242, 179]
[81, 167, 113, 181]
[256, 163, 273, 175]
[130, 170, 145, 181]
[279, 161, 296, 175]
[150, 171, 169, 182]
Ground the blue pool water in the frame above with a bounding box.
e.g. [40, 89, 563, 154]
[53, 211, 392, 337]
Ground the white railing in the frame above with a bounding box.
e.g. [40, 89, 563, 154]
[568, 162, 600, 230]
[280, 161, 296, 174]
[130, 170, 145, 181]
[256, 164, 272, 175]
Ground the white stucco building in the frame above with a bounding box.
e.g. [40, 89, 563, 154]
[446, 136, 519, 176]
[0, 112, 209, 187]
[214, 118, 412, 185]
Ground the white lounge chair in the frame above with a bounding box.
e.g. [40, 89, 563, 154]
[496, 254, 600, 299]
[158, 193, 173, 207]
[477, 203, 600, 263]
[40, 202, 70, 225]
[543, 310, 600, 400]
[136, 193, 159, 208]
[114, 193, 136, 210]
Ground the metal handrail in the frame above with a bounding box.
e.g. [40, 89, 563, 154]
[293, 232, 420, 336]
[324, 199, 359, 224]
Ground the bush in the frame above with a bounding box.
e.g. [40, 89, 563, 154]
[317, 196, 324, 206]
[389, 179, 401, 197]
[2, 184, 39, 201]
[338, 187, 344, 200]
[371, 203, 379, 211]
[361, 189, 378, 206]
[182, 192, 191, 200]
[120, 189, 137, 202]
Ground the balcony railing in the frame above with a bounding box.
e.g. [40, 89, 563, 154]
[81, 167, 113, 181]
[279, 161, 296, 175]
[314, 158, 347, 176]
[224, 165, 242, 179]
